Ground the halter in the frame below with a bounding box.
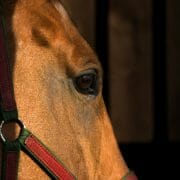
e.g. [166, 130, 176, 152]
[0, 2, 76, 180]
[0, 2, 138, 180]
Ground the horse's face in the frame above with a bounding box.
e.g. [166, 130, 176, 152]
[2, 0, 128, 179]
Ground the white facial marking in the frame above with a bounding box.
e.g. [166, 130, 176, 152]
[52, 0, 69, 19]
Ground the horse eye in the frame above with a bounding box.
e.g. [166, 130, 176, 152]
[74, 71, 98, 96]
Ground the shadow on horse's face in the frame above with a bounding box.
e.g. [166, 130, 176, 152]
[1, 0, 128, 179]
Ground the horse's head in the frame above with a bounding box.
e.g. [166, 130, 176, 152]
[1, 0, 129, 179]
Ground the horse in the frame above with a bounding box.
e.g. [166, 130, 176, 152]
[0, 0, 131, 179]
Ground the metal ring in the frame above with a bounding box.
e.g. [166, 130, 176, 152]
[0, 119, 25, 143]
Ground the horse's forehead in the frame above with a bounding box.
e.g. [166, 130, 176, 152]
[20, 0, 68, 29]
[13, 0, 100, 73]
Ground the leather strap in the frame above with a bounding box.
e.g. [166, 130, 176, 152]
[0, 4, 18, 121]
[1, 141, 20, 180]
[19, 129, 76, 180]
[0, 5, 20, 180]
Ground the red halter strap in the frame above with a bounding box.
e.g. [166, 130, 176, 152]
[0, 4, 75, 180]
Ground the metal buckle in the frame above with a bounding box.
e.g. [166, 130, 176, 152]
[0, 119, 25, 143]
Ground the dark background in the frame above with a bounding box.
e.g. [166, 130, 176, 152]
[61, 0, 180, 179]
